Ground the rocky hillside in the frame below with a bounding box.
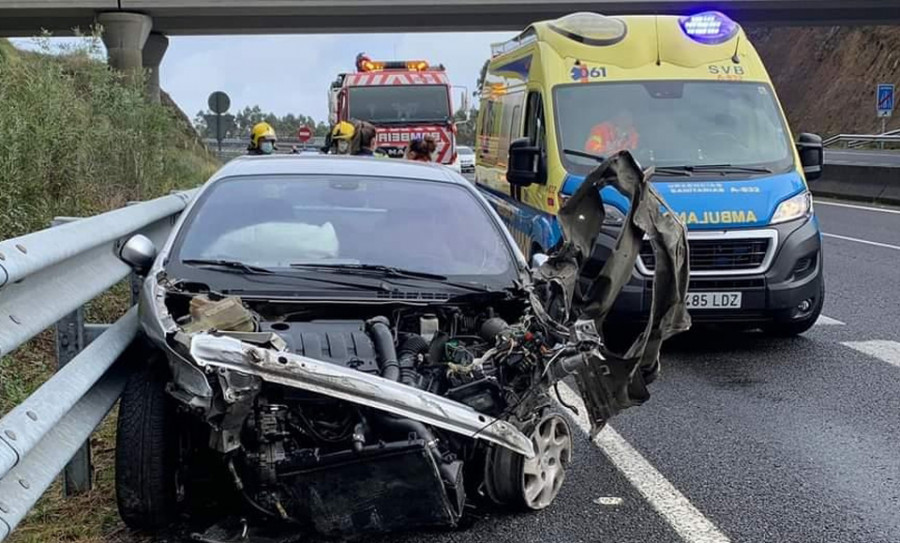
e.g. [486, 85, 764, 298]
[748, 25, 900, 137]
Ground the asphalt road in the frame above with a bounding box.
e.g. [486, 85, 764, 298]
[366, 197, 900, 543]
[825, 149, 900, 168]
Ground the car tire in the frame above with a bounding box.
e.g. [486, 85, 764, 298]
[483, 412, 573, 511]
[763, 279, 825, 337]
[115, 353, 179, 530]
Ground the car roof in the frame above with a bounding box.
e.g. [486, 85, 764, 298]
[210, 155, 465, 185]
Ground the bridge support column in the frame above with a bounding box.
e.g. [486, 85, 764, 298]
[98, 12, 152, 85]
[142, 32, 169, 103]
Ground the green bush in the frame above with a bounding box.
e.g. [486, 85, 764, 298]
[0, 34, 217, 240]
[0, 36, 218, 542]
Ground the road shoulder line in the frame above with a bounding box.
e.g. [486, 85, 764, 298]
[815, 200, 900, 215]
[556, 382, 731, 543]
[823, 233, 900, 251]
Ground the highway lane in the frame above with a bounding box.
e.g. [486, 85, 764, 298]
[825, 149, 900, 168]
[816, 198, 900, 251]
[377, 198, 900, 543]
[607, 200, 900, 543]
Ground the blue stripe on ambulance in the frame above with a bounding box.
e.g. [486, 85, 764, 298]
[483, 170, 807, 257]
[561, 171, 807, 230]
[478, 186, 562, 255]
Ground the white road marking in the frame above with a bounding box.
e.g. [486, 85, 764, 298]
[823, 233, 900, 251]
[593, 496, 625, 506]
[816, 315, 845, 326]
[556, 382, 731, 543]
[815, 200, 900, 215]
[842, 340, 900, 369]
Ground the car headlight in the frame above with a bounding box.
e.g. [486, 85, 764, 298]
[771, 191, 812, 225]
[604, 204, 626, 226]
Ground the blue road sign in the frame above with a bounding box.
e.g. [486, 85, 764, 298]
[877, 84, 894, 117]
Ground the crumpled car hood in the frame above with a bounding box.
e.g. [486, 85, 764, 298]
[189, 333, 535, 457]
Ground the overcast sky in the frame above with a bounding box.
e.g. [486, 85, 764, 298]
[14, 32, 515, 123]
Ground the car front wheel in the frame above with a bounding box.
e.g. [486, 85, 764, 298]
[115, 353, 179, 530]
[483, 412, 573, 511]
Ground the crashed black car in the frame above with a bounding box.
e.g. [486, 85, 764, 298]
[115, 153, 689, 538]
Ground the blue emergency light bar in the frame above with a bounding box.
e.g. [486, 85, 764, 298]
[679, 11, 739, 44]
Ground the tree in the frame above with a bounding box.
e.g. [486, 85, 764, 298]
[475, 59, 490, 97]
[192, 110, 236, 139]
[454, 106, 478, 147]
[191, 105, 328, 140]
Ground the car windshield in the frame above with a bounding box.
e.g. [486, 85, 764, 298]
[174, 175, 514, 278]
[458, 147, 474, 155]
[348, 85, 451, 124]
[554, 81, 794, 176]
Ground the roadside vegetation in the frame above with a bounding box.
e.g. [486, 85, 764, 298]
[0, 33, 217, 542]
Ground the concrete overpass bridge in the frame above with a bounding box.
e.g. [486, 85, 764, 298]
[2, 0, 898, 100]
[3, 1, 900, 37]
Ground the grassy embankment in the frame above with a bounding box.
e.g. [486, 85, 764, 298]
[0, 35, 218, 542]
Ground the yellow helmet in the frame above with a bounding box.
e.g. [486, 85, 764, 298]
[329, 121, 358, 155]
[331, 121, 356, 141]
[250, 122, 277, 149]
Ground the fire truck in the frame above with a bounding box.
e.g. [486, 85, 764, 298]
[329, 54, 459, 170]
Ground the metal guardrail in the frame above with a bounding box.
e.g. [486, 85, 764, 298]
[0, 190, 196, 540]
[823, 133, 900, 147]
[203, 137, 327, 161]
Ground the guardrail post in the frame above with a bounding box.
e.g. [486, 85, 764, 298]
[49, 218, 92, 496]
[54, 308, 93, 495]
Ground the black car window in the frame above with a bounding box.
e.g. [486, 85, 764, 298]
[175, 175, 514, 277]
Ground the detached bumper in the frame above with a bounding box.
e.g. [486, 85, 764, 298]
[604, 217, 824, 325]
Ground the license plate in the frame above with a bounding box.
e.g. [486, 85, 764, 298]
[686, 292, 742, 309]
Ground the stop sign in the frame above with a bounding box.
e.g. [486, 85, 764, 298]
[297, 126, 313, 142]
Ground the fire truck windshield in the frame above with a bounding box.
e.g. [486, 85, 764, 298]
[348, 85, 451, 124]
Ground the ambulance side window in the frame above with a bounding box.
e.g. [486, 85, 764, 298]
[480, 99, 495, 160]
[524, 92, 546, 151]
[510, 105, 522, 142]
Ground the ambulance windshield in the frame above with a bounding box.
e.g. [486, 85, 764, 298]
[348, 85, 451, 124]
[554, 81, 794, 176]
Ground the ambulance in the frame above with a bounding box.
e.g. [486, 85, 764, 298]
[329, 54, 460, 170]
[475, 12, 826, 335]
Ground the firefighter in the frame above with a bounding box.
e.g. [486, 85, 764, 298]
[405, 135, 437, 162]
[248, 122, 278, 155]
[353, 121, 380, 157]
[329, 121, 357, 155]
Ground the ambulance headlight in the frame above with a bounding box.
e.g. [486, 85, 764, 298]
[771, 191, 812, 225]
[680, 11, 739, 45]
[549, 12, 627, 46]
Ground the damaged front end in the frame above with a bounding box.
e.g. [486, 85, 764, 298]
[135, 151, 689, 536]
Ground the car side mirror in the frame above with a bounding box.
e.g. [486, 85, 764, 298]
[531, 252, 549, 270]
[796, 133, 823, 182]
[119, 234, 157, 275]
[507, 138, 547, 187]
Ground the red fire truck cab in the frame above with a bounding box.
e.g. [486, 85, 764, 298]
[329, 54, 459, 170]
